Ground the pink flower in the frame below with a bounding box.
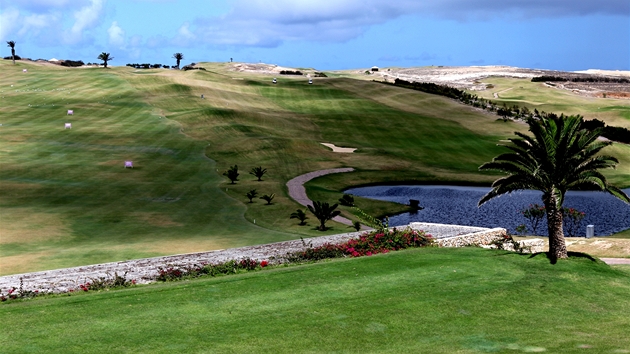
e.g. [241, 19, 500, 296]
[366, 251, 372, 256]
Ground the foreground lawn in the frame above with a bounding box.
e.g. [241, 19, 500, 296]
[2, 248, 629, 353]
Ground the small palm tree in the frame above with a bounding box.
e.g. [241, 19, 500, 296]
[6, 41, 16, 65]
[307, 201, 341, 231]
[246, 189, 258, 203]
[338, 194, 354, 206]
[173, 53, 184, 69]
[260, 193, 275, 205]
[249, 166, 267, 181]
[97, 52, 113, 68]
[223, 165, 239, 184]
[290, 209, 308, 225]
[479, 115, 629, 260]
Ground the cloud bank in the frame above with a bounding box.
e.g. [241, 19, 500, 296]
[186, 0, 629, 47]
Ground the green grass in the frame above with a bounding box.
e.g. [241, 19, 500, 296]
[609, 228, 630, 239]
[2, 247, 630, 353]
[1, 61, 629, 275]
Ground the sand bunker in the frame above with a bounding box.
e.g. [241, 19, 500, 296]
[320, 143, 357, 153]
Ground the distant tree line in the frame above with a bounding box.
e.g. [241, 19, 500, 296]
[3, 55, 21, 60]
[61, 60, 85, 67]
[393, 79, 473, 100]
[280, 70, 303, 75]
[126, 63, 171, 69]
[531, 75, 629, 84]
[388, 78, 630, 144]
[182, 65, 206, 71]
[581, 119, 630, 144]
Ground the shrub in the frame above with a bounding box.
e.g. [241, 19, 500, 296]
[223, 165, 239, 184]
[156, 258, 269, 281]
[61, 60, 85, 67]
[285, 227, 434, 262]
[84, 272, 134, 290]
[280, 70, 303, 75]
[522, 204, 546, 235]
[338, 194, 354, 206]
[246, 189, 258, 203]
[260, 193, 275, 205]
[182, 65, 207, 71]
[290, 209, 308, 225]
[562, 207, 586, 237]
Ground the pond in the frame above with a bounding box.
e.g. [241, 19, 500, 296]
[345, 185, 630, 237]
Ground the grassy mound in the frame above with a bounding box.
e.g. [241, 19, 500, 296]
[2, 248, 629, 353]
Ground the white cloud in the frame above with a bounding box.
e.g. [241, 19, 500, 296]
[178, 23, 196, 40]
[0, 8, 21, 41]
[108, 21, 125, 47]
[0, 0, 89, 13]
[186, 0, 628, 48]
[62, 0, 104, 45]
[18, 13, 60, 37]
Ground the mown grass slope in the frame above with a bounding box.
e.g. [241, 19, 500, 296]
[1, 60, 628, 275]
[2, 248, 629, 353]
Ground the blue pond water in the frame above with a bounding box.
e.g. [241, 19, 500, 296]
[345, 185, 630, 236]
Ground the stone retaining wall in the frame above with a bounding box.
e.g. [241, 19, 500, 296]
[0, 223, 515, 295]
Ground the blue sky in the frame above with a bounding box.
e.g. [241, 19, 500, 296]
[1, 0, 628, 71]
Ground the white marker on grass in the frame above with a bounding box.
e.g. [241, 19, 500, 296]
[65, 123, 72, 129]
[124, 161, 133, 168]
[67, 110, 74, 115]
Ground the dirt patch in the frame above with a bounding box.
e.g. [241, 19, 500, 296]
[0, 251, 56, 275]
[521, 237, 630, 258]
[0, 208, 70, 244]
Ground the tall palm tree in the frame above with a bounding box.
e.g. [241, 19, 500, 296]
[6, 41, 16, 64]
[97, 52, 113, 68]
[478, 115, 629, 259]
[307, 201, 341, 231]
[173, 53, 184, 69]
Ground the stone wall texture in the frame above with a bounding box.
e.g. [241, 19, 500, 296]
[1, 223, 525, 295]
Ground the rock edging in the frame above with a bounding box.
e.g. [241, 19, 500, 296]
[1, 223, 509, 295]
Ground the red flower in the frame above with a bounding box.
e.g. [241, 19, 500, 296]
[260, 260, 269, 267]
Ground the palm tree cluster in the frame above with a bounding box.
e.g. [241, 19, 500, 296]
[479, 114, 629, 260]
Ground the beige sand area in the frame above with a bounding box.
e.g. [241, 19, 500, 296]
[320, 143, 357, 153]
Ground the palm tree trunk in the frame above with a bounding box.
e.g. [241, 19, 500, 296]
[544, 195, 568, 260]
[11, 49, 15, 65]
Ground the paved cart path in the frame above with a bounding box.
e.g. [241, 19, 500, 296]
[286, 168, 355, 226]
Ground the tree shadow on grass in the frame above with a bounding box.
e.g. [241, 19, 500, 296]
[529, 251, 600, 264]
